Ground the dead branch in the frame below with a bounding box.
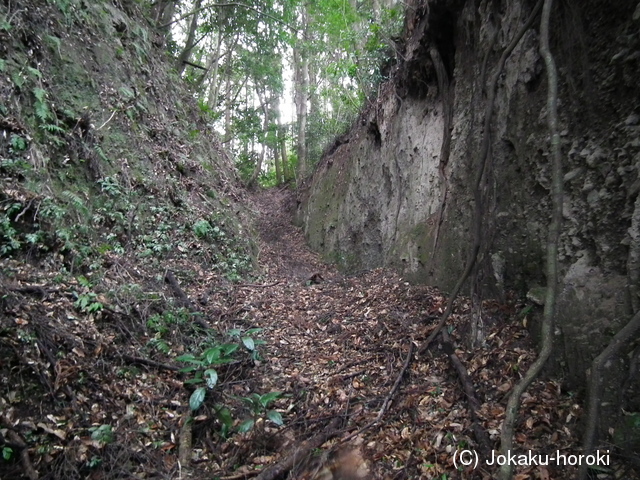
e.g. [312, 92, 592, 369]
[253, 418, 341, 480]
[499, 1, 560, 478]
[178, 411, 193, 471]
[164, 270, 210, 330]
[578, 310, 640, 480]
[120, 354, 180, 371]
[238, 281, 281, 288]
[440, 330, 491, 456]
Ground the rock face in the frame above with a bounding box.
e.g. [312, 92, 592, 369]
[297, 0, 640, 447]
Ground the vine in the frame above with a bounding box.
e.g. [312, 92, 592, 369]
[498, 0, 562, 477]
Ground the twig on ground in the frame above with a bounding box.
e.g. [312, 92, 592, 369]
[119, 354, 180, 371]
[440, 330, 491, 456]
[340, 342, 414, 444]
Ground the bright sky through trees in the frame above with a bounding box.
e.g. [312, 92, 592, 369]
[168, 0, 403, 186]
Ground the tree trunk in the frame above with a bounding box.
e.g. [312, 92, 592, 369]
[197, 32, 222, 92]
[153, 0, 176, 33]
[223, 40, 235, 142]
[293, 7, 309, 183]
[247, 94, 271, 188]
[279, 125, 290, 183]
[176, 0, 203, 74]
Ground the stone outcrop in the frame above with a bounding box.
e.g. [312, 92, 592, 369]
[297, 0, 640, 450]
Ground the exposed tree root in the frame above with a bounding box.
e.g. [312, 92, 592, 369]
[429, 45, 453, 261]
[418, 0, 543, 357]
[4, 430, 37, 480]
[499, 0, 560, 478]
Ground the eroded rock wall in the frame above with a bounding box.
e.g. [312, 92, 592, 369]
[297, 0, 640, 445]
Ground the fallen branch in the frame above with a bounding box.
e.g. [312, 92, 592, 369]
[164, 270, 210, 330]
[120, 354, 180, 371]
[238, 281, 281, 288]
[253, 418, 341, 480]
[178, 411, 193, 472]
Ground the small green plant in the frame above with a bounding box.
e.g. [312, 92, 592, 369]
[178, 342, 239, 411]
[2, 446, 13, 461]
[193, 219, 213, 239]
[73, 276, 103, 313]
[214, 405, 234, 438]
[86, 456, 102, 468]
[228, 327, 265, 360]
[1, 202, 23, 255]
[89, 424, 114, 445]
[178, 328, 266, 412]
[237, 391, 283, 433]
[74, 292, 103, 313]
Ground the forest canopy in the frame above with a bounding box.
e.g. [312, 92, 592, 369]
[161, 0, 403, 186]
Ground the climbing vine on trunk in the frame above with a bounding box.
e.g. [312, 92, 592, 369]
[498, 0, 562, 478]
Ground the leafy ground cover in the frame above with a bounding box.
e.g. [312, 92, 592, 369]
[2, 187, 636, 479]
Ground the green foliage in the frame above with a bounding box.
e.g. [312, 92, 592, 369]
[2, 447, 13, 461]
[238, 391, 283, 433]
[175, 327, 282, 435]
[177, 341, 239, 411]
[74, 292, 103, 313]
[89, 424, 114, 444]
[0, 202, 23, 255]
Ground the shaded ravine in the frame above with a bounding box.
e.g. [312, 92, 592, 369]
[219, 188, 587, 480]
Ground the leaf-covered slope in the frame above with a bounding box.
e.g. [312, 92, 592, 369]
[0, 2, 258, 477]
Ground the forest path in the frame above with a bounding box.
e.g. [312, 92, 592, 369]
[227, 187, 450, 479]
[228, 188, 583, 480]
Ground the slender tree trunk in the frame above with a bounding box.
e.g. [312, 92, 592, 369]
[223, 44, 235, 142]
[293, 7, 309, 183]
[279, 125, 290, 183]
[197, 32, 222, 93]
[247, 94, 271, 188]
[153, 0, 176, 33]
[176, 0, 203, 74]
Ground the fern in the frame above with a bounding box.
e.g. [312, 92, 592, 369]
[118, 86, 135, 99]
[41, 123, 66, 134]
[94, 145, 109, 163]
[61, 190, 88, 215]
[33, 87, 46, 102]
[27, 67, 42, 79]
